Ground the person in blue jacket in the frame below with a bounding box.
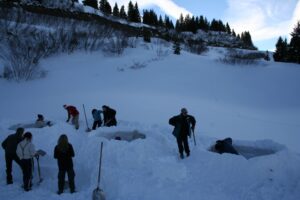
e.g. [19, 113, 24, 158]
[92, 109, 102, 130]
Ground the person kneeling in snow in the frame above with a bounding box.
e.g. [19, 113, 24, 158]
[35, 114, 52, 128]
[169, 108, 196, 159]
[54, 134, 76, 195]
[16, 132, 38, 192]
[63, 105, 79, 130]
[214, 138, 239, 155]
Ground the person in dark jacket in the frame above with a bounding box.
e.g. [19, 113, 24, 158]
[169, 108, 196, 159]
[92, 109, 102, 130]
[63, 105, 79, 130]
[102, 105, 117, 127]
[214, 138, 239, 155]
[1, 127, 24, 184]
[54, 134, 76, 194]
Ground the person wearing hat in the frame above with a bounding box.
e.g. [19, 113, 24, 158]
[16, 132, 37, 191]
[63, 105, 79, 130]
[1, 127, 24, 184]
[169, 108, 196, 159]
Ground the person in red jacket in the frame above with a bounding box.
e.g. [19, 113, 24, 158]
[63, 105, 79, 130]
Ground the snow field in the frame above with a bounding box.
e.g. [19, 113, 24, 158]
[0, 42, 300, 199]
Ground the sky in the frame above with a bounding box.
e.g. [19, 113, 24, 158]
[84, 0, 300, 51]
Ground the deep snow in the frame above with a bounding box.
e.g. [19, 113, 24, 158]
[0, 42, 300, 200]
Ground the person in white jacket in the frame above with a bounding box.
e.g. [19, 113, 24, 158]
[16, 132, 37, 191]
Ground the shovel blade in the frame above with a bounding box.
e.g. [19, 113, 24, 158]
[92, 188, 105, 200]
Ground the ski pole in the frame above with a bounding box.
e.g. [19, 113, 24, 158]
[192, 129, 196, 146]
[82, 104, 91, 132]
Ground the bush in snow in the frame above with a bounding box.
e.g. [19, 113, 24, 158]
[185, 39, 208, 55]
[151, 38, 170, 59]
[129, 61, 147, 70]
[219, 48, 266, 65]
[102, 32, 129, 56]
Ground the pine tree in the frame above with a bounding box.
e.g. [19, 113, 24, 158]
[232, 29, 236, 37]
[240, 31, 255, 49]
[113, 3, 119, 17]
[164, 15, 174, 29]
[226, 23, 231, 34]
[289, 21, 300, 63]
[82, 0, 98, 9]
[104, 1, 112, 15]
[133, 2, 141, 23]
[158, 15, 164, 27]
[119, 5, 127, 19]
[99, 0, 106, 13]
[99, 0, 111, 15]
[176, 13, 184, 32]
[210, 19, 219, 31]
[273, 37, 288, 62]
[127, 1, 135, 22]
[143, 9, 158, 26]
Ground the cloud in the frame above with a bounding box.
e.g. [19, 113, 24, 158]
[224, 0, 300, 41]
[107, 0, 191, 19]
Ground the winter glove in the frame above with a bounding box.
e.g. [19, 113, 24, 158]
[66, 119, 70, 123]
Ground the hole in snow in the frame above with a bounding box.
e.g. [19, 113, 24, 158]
[101, 130, 146, 142]
[208, 138, 283, 159]
[233, 145, 277, 159]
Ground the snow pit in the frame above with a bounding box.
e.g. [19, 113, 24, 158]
[101, 130, 146, 142]
[209, 139, 285, 159]
[234, 145, 278, 159]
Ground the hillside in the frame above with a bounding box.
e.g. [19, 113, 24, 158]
[0, 41, 300, 200]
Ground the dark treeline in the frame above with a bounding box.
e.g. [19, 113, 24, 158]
[82, 0, 255, 49]
[273, 21, 300, 64]
[4, 0, 256, 50]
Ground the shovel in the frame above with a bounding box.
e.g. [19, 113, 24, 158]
[83, 104, 92, 132]
[92, 142, 105, 200]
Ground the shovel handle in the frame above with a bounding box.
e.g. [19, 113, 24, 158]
[97, 142, 104, 188]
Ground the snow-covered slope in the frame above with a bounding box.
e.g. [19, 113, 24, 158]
[0, 43, 300, 200]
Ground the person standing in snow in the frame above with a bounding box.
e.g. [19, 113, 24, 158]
[16, 132, 37, 191]
[92, 109, 102, 130]
[63, 105, 79, 130]
[169, 108, 196, 159]
[1, 127, 24, 184]
[54, 134, 76, 195]
[102, 105, 117, 127]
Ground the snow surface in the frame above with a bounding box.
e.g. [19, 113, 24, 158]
[0, 42, 300, 200]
